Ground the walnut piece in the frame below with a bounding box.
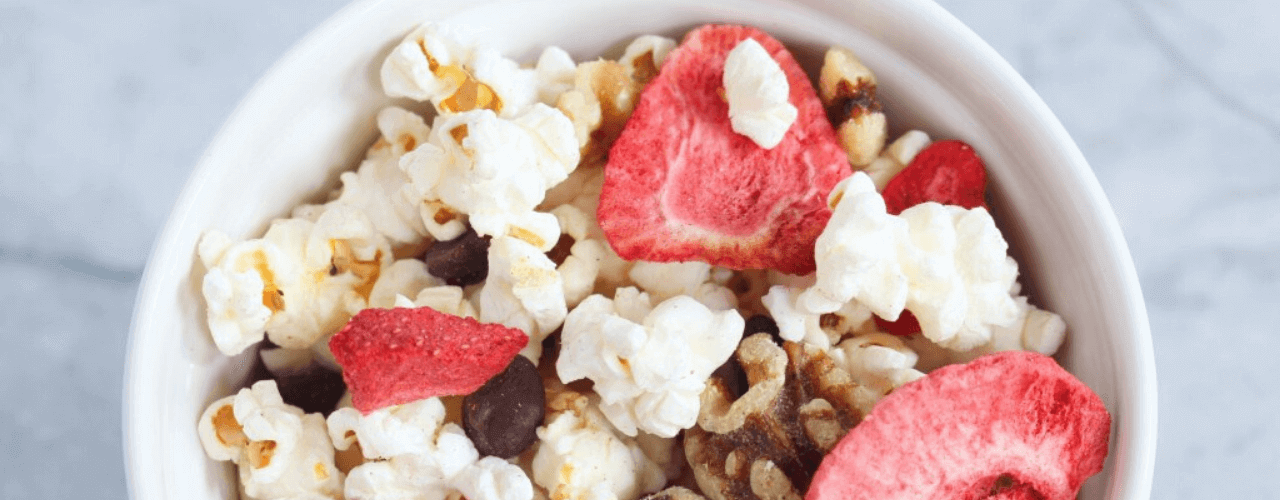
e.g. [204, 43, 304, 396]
[819, 47, 886, 168]
[684, 335, 876, 500]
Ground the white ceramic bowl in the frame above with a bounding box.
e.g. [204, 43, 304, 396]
[123, 0, 1157, 498]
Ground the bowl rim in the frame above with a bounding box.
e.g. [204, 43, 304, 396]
[122, 0, 1157, 498]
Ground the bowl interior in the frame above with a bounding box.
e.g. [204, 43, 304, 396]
[124, 0, 1156, 498]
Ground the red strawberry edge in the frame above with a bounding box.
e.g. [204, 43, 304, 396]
[882, 139, 988, 215]
[807, 351, 1111, 500]
[329, 307, 528, 413]
[598, 24, 849, 275]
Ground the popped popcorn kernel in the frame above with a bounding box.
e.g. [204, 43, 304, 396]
[401, 105, 578, 246]
[328, 398, 535, 500]
[557, 290, 744, 437]
[863, 130, 931, 191]
[620, 35, 676, 84]
[799, 172, 1019, 350]
[723, 38, 797, 149]
[381, 23, 536, 118]
[555, 59, 642, 162]
[197, 381, 342, 499]
[199, 205, 392, 355]
[480, 236, 568, 362]
[531, 390, 668, 500]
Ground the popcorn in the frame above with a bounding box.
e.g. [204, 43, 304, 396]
[555, 59, 642, 160]
[328, 398, 449, 459]
[452, 456, 537, 500]
[899, 202, 1020, 350]
[329, 398, 533, 500]
[549, 204, 607, 307]
[531, 389, 668, 500]
[723, 38, 797, 149]
[760, 285, 828, 348]
[479, 236, 567, 361]
[863, 130, 931, 191]
[557, 289, 744, 437]
[400, 105, 579, 247]
[799, 172, 1019, 350]
[366, 258, 441, 310]
[382, 23, 476, 103]
[829, 333, 925, 400]
[469, 47, 539, 117]
[393, 285, 480, 319]
[197, 381, 342, 500]
[619, 35, 676, 84]
[762, 283, 875, 350]
[534, 46, 577, 105]
[381, 23, 536, 118]
[199, 205, 391, 355]
[327, 107, 433, 249]
[951, 294, 1067, 363]
[628, 261, 737, 311]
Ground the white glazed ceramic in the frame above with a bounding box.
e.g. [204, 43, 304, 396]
[123, 0, 1157, 498]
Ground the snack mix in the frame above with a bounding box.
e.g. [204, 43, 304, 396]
[196, 22, 1110, 500]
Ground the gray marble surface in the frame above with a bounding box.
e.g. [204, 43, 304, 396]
[0, 0, 1274, 498]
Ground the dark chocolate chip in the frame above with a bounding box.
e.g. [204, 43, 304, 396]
[271, 366, 347, 416]
[745, 314, 782, 344]
[421, 227, 491, 287]
[545, 233, 576, 267]
[463, 355, 545, 458]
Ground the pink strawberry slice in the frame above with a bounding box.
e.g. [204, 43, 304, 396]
[599, 24, 849, 275]
[807, 351, 1111, 500]
[329, 307, 527, 413]
[881, 139, 988, 216]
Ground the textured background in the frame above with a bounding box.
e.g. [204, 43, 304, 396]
[1, 0, 1275, 498]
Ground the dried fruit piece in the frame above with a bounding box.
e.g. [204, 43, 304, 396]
[872, 310, 921, 337]
[806, 351, 1110, 500]
[599, 24, 848, 275]
[880, 139, 988, 215]
[328, 307, 528, 413]
[463, 355, 545, 458]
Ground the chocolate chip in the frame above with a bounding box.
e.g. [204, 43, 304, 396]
[463, 355, 545, 458]
[545, 233, 575, 267]
[266, 366, 347, 416]
[421, 227, 491, 287]
[745, 314, 782, 344]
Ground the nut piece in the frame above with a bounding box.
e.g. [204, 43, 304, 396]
[684, 335, 875, 500]
[640, 487, 707, 500]
[819, 47, 886, 167]
[556, 60, 643, 164]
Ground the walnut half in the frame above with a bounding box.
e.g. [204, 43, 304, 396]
[684, 335, 876, 500]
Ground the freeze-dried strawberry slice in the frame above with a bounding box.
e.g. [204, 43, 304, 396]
[881, 139, 988, 215]
[329, 307, 527, 413]
[873, 310, 921, 337]
[599, 24, 848, 275]
[807, 351, 1110, 500]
